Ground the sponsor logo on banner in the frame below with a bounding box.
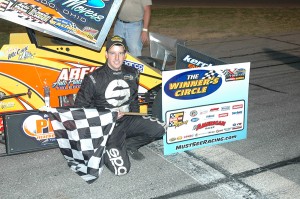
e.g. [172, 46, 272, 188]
[199, 110, 208, 115]
[168, 112, 186, 128]
[191, 118, 199, 122]
[233, 104, 243, 109]
[60, 0, 105, 22]
[184, 134, 194, 139]
[82, 26, 99, 37]
[233, 122, 242, 127]
[210, 107, 219, 112]
[221, 106, 230, 111]
[85, 0, 106, 8]
[177, 136, 183, 141]
[222, 68, 246, 82]
[50, 18, 77, 33]
[189, 110, 198, 117]
[219, 113, 228, 118]
[0, 0, 10, 12]
[205, 126, 215, 130]
[193, 120, 226, 131]
[232, 111, 243, 115]
[9, 1, 52, 23]
[164, 70, 222, 100]
[22, 114, 56, 143]
[232, 126, 242, 130]
[206, 114, 214, 119]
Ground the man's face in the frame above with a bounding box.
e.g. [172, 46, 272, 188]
[106, 45, 126, 71]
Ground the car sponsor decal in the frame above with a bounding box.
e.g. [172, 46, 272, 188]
[164, 70, 222, 100]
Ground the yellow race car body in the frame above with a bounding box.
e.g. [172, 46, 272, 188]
[0, 30, 162, 114]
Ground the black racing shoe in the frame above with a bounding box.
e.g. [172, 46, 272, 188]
[127, 149, 145, 161]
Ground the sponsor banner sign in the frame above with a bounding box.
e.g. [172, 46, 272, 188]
[4, 110, 57, 155]
[176, 44, 226, 69]
[0, 0, 122, 50]
[162, 62, 250, 155]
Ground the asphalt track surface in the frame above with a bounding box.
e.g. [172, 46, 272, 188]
[1, 2, 300, 199]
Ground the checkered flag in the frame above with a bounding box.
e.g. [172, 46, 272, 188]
[168, 113, 176, 127]
[201, 70, 222, 80]
[46, 107, 117, 183]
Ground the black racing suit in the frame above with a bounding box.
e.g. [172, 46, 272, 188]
[75, 64, 165, 176]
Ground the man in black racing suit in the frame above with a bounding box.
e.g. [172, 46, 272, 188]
[74, 35, 165, 176]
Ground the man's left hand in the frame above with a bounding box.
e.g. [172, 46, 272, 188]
[141, 31, 149, 44]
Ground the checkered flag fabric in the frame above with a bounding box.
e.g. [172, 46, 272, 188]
[201, 70, 222, 80]
[46, 107, 117, 183]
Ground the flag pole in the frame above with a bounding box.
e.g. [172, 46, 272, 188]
[123, 112, 149, 116]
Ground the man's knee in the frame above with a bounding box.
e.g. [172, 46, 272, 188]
[155, 124, 166, 140]
[105, 147, 131, 176]
[143, 116, 167, 138]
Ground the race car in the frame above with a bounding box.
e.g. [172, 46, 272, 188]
[0, 0, 176, 154]
[0, 28, 164, 135]
[0, 28, 162, 112]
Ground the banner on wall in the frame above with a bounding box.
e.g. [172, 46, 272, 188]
[162, 62, 250, 155]
[0, 0, 122, 50]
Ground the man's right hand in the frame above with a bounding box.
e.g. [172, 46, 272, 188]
[117, 111, 125, 119]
